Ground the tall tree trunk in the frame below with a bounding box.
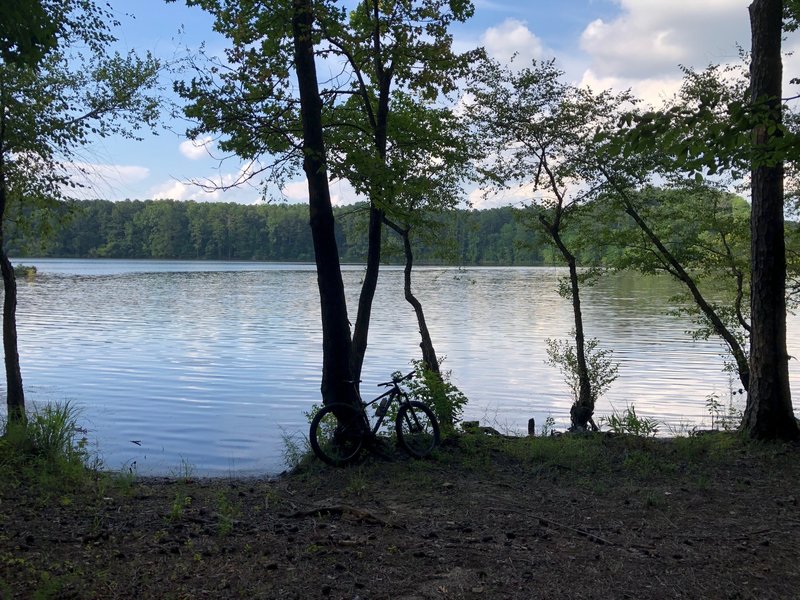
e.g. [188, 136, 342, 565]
[0, 192, 25, 425]
[348, 0, 393, 382]
[541, 215, 595, 430]
[384, 218, 440, 376]
[0, 82, 25, 424]
[743, 0, 798, 440]
[350, 202, 382, 382]
[292, 0, 355, 408]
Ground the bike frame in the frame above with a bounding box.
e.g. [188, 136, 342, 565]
[350, 378, 411, 436]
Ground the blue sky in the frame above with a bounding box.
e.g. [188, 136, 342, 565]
[79, 0, 759, 205]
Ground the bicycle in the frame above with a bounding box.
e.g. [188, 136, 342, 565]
[309, 370, 440, 466]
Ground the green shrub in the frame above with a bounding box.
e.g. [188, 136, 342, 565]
[405, 359, 468, 434]
[1, 401, 96, 487]
[28, 402, 90, 463]
[601, 404, 659, 437]
[545, 336, 619, 429]
[13, 264, 37, 278]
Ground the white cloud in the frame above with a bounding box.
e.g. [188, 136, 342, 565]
[580, 0, 749, 80]
[149, 178, 265, 203]
[481, 19, 545, 66]
[572, 1, 753, 108]
[281, 180, 308, 202]
[579, 69, 684, 108]
[179, 136, 214, 160]
[151, 180, 193, 201]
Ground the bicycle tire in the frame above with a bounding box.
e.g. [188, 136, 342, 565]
[396, 401, 440, 458]
[309, 403, 366, 466]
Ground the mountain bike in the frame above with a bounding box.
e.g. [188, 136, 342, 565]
[309, 370, 440, 466]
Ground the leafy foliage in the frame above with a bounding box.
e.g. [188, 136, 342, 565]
[1, 0, 162, 232]
[0, 0, 57, 66]
[176, 0, 476, 205]
[705, 389, 745, 432]
[405, 360, 468, 434]
[545, 337, 619, 410]
[606, 59, 800, 183]
[601, 405, 659, 438]
[600, 187, 754, 348]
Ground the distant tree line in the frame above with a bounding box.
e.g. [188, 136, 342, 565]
[7, 198, 586, 265]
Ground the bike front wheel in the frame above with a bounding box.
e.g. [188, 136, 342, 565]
[309, 403, 366, 467]
[396, 401, 440, 458]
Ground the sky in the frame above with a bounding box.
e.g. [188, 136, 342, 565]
[76, 0, 770, 206]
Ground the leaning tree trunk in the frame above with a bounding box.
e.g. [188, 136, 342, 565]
[620, 197, 750, 392]
[743, 0, 798, 440]
[292, 0, 356, 408]
[384, 219, 440, 376]
[385, 217, 464, 431]
[541, 215, 595, 431]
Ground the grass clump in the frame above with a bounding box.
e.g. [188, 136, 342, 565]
[0, 401, 98, 491]
[601, 404, 659, 437]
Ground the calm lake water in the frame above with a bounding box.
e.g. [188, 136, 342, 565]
[3, 259, 799, 475]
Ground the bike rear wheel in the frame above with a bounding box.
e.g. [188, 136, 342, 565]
[309, 403, 366, 466]
[396, 401, 440, 458]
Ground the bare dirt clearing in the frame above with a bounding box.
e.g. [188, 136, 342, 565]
[2, 434, 799, 599]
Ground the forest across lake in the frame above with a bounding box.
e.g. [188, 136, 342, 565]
[5, 259, 799, 475]
[5, 197, 701, 266]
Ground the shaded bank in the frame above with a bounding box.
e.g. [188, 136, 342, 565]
[2, 434, 799, 598]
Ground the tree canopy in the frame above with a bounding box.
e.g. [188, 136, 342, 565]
[0, 0, 163, 421]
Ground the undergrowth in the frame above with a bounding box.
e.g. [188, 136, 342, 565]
[0, 401, 100, 491]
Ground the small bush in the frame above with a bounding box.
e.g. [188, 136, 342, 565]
[601, 405, 659, 437]
[0, 401, 96, 487]
[13, 264, 37, 278]
[545, 336, 619, 429]
[405, 359, 468, 434]
[28, 402, 90, 463]
[280, 429, 312, 470]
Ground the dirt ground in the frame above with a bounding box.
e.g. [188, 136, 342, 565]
[1, 433, 799, 599]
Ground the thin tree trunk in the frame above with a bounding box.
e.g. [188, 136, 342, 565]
[384, 218, 440, 376]
[350, 202, 382, 382]
[621, 198, 751, 392]
[541, 215, 595, 431]
[292, 0, 355, 408]
[0, 79, 25, 424]
[743, 0, 798, 440]
[0, 200, 25, 424]
[348, 0, 393, 382]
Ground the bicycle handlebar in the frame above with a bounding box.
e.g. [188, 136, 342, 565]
[377, 370, 415, 387]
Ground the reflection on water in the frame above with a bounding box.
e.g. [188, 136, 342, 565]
[3, 259, 799, 475]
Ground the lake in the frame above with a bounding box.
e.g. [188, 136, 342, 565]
[3, 258, 799, 475]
